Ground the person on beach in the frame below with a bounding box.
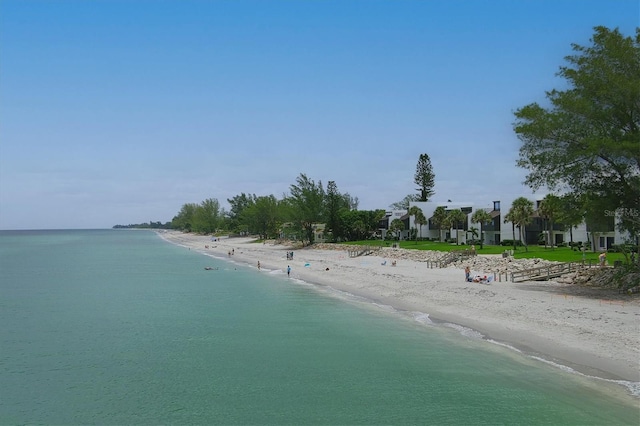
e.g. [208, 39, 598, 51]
[287, 265, 291, 277]
[257, 261, 261, 270]
[465, 266, 471, 282]
[599, 251, 607, 267]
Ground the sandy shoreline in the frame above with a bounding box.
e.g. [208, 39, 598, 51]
[157, 231, 640, 390]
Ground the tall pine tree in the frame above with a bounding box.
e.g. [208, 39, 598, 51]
[414, 153, 435, 202]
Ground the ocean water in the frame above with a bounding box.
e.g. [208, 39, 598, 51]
[0, 229, 638, 425]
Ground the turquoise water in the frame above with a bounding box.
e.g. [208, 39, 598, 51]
[1, 229, 638, 425]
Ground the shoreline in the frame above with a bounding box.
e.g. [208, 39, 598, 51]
[157, 231, 640, 393]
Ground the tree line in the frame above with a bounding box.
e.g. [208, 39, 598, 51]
[170, 174, 385, 245]
[119, 27, 638, 260]
[113, 221, 172, 229]
[170, 152, 438, 244]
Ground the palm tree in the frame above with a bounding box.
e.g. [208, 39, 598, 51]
[431, 206, 448, 242]
[471, 209, 492, 250]
[538, 194, 562, 249]
[408, 206, 426, 242]
[509, 197, 535, 252]
[389, 218, 405, 240]
[503, 210, 517, 252]
[447, 209, 466, 245]
[414, 210, 427, 241]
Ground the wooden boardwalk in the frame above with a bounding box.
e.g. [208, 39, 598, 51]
[347, 245, 380, 257]
[438, 249, 477, 267]
[510, 260, 598, 282]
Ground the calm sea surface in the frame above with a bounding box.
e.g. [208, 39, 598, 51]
[1, 229, 638, 425]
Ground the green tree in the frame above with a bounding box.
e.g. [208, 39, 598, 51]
[193, 198, 221, 234]
[503, 209, 517, 252]
[431, 206, 448, 242]
[389, 218, 405, 240]
[507, 197, 535, 252]
[172, 202, 198, 232]
[407, 206, 421, 242]
[414, 153, 435, 202]
[446, 209, 466, 245]
[389, 194, 419, 210]
[584, 195, 615, 252]
[468, 227, 479, 245]
[557, 193, 586, 244]
[414, 209, 427, 241]
[513, 26, 640, 254]
[226, 193, 256, 233]
[538, 194, 562, 248]
[471, 208, 492, 249]
[243, 195, 280, 239]
[343, 193, 359, 210]
[338, 209, 384, 241]
[325, 181, 350, 242]
[287, 174, 325, 245]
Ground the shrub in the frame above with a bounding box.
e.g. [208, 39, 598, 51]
[501, 239, 523, 247]
[610, 244, 639, 253]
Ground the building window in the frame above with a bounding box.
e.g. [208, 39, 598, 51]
[493, 201, 500, 211]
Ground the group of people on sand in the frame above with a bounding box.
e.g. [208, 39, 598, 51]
[464, 266, 492, 283]
[256, 260, 291, 277]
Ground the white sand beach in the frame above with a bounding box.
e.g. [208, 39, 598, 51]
[159, 231, 640, 385]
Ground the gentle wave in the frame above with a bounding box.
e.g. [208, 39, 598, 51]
[161, 234, 640, 399]
[530, 355, 640, 398]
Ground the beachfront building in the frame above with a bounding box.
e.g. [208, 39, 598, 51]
[406, 201, 475, 243]
[312, 223, 327, 243]
[378, 210, 408, 240]
[487, 196, 628, 251]
[400, 197, 632, 251]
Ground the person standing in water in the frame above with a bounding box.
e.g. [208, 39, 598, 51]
[287, 265, 291, 277]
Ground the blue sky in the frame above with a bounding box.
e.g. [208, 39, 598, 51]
[1, 0, 638, 229]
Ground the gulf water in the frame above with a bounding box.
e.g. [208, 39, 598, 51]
[1, 229, 638, 425]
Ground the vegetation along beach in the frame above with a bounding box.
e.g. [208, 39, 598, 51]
[2, 1, 639, 424]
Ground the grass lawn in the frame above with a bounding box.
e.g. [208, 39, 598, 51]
[342, 240, 628, 264]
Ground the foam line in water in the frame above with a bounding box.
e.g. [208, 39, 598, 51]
[530, 356, 640, 398]
[411, 312, 433, 325]
[441, 322, 485, 339]
[486, 339, 522, 353]
[186, 241, 640, 399]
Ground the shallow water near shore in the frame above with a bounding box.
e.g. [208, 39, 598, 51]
[1, 229, 638, 425]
